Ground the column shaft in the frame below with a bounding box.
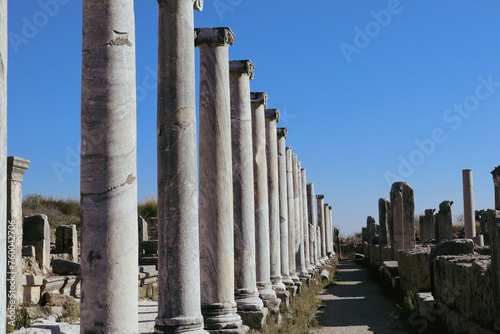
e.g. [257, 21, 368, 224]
[285, 147, 296, 276]
[81, 1, 139, 332]
[230, 60, 263, 313]
[317, 195, 326, 260]
[300, 168, 311, 270]
[463, 169, 476, 239]
[307, 183, 317, 266]
[294, 158, 306, 275]
[0, 1, 6, 331]
[156, 1, 205, 333]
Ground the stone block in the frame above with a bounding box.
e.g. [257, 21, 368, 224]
[22, 256, 43, 276]
[41, 292, 77, 307]
[398, 247, 431, 295]
[429, 239, 474, 264]
[238, 307, 268, 330]
[51, 259, 81, 275]
[22, 275, 44, 304]
[23, 215, 51, 274]
[22, 245, 35, 257]
[54, 225, 78, 262]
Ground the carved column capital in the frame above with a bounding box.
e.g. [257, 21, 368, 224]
[7, 156, 30, 183]
[277, 127, 287, 139]
[229, 60, 255, 80]
[195, 27, 235, 47]
[250, 92, 268, 107]
[193, 0, 203, 11]
[265, 108, 280, 122]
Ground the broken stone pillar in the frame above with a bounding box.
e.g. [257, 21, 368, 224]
[0, 2, 6, 330]
[300, 168, 311, 271]
[317, 195, 327, 262]
[307, 183, 318, 267]
[156, 1, 205, 333]
[463, 169, 477, 240]
[7, 157, 30, 307]
[435, 201, 453, 242]
[81, 1, 139, 331]
[294, 157, 307, 277]
[334, 228, 341, 258]
[23, 215, 50, 275]
[390, 182, 415, 259]
[421, 209, 436, 241]
[366, 216, 376, 246]
[139, 216, 148, 243]
[265, 109, 287, 302]
[276, 128, 295, 293]
[488, 209, 500, 330]
[55, 225, 78, 262]
[196, 27, 247, 333]
[230, 60, 267, 328]
[251, 92, 280, 313]
[378, 198, 391, 247]
[492, 166, 500, 210]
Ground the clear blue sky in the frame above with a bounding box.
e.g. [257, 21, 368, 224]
[6, 1, 500, 236]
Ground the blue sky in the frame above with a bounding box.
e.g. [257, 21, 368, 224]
[5, 1, 500, 236]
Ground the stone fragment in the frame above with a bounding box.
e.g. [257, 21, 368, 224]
[435, 201, 454, 242]
[51, 259, 81, 275]
[390, 182, 415, 259]
[463, 169, 477, 240]
[23, 215, 51, 274]
[54, 225, 78, 262]
[378, 198, 391, 247]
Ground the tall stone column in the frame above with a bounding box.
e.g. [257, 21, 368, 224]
[300, 168, 312, 271]
[196, 27, 246, 333]
[317, 195, 326, 262]
[265, 109, 287, 300]
[492, 166, 500, 210]
[389, 182, 415, 259]
[277, 129, 295, 291]
[435, 201, 453, 242]
[81, 1, 139, 332]
[378, 198, 391, 247]
[251, 92, 280, 313]
[156, 1, 205, 333]
[285, 147, 297, 278]
[328, 206, 334, 256]
[488, 209, 500, 330]
[307, 183, 318, 267]
[463, 169, 476, 239]
[325, 204, 331, 256]
[294, 158, 306, 276]
[229, 60, 267, 329]
[0, 1, 6, 331]
[6, 157, 30, 309]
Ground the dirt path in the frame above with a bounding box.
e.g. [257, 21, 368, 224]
[312, 260, 404, 334]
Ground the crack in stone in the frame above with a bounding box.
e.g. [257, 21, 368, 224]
[81, 173, 136, 197]
[158, 107, 195, 135]
[83, 31, 132, 53]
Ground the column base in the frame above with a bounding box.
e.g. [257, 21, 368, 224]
[201, 302, 244, 332]
[155, 315, 207, 334]
[237, 307, 268, 330]
[282, 276, 297, 299]
[235, 290, 264, 312]
[205, 325, 249, 334]
[275, 290, 289, 311]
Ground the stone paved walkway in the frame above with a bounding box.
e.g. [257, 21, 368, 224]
[312, 260, 403, 334]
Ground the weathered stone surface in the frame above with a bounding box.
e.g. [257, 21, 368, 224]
[433, 255, 493, 329]
[492, 166, 500, 210]
[489, 209, 500, 330]
[230, 60, 264, 322]
[22, 245, 35, 257]
[51, 259, 81, 275]
[300, 168, 311, 270]
[378, 198, 391, 247]
[23, 256, 43, 276]
[307, 183, 318, 266]
[23, 215, 51, 274]
[294, 158, 306, 275]
[54, 225, 78, 262]
[398, 247, 431, 295]
[41, 292, 76, 307]
[390, 182, 415, 258]
[435, 201, 454, 242]
[138, 216, 148, 243]
[317, 195, 326, 261]
[0, 3, 7, 330]
[285, 147, 296, 277]
[422, 209, 436, 241]
[429, 239, 474, 264]
[463, 169, 476, 239]
[155, 1, 205, 333]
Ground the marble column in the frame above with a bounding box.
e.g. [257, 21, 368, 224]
[327, 205, 334, 256]
[488, 209, 500, 330]
[324, 204, 331, 256]
[463, 169, 476, 240]
[277, 129, 295, 291]
[285, 147, 297, 279]
[316, 226, 321, 265]
[435, 201, 453, 242]
[196, 27, 246, 333]
[0, 1, 6, 331]
[156, 1, 205, 333]
[251, 92, 280, 313]
[317, 195, 326, 263]
[294, 158, 307, 276]
[307, 183, 318, 267]
[229, 60, 267, 329]
[492, 166, 500, 210]
[378, 198, 391, 247]
[300, 168, 311, 272]
[265, 109, 287, 299]
[6, 157, 30, 308]
[81, 1, 139, 332]
[389, 182, 415, 259]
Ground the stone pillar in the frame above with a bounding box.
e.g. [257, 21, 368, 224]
[156, 1, 205, 333]
[463, 169, 476, 240]
[307, 183, 318, 267]
[276, 128, 294, 292]
[23, 215, 50, 274]
[300, 168, 311, 271]
[317, 195, 326, 262]
[138, 216, 149, 243]
[265, 109, 286, 300]
[0, 1, 6, 331]
[435, 201, 453, 242]
[488, 209, 500, 330]
[390, 182, 415, 259]
[421, 209, 436, 241]
[55, 225, 78, 262]
[334, 228, 340, 258]
[492, 166, 500, 210]
[251, 92, 280, 313]
[326, 205, 334, 256]
[6, 157, 29, 308]
[293, 157, 306, 276]
[285, 147, 298, 279]
[230, 60, 267, 328]
[316, 226, 321, 263]
[378, 198, 391, 247]
[81, 1, 139, 331]
[196, 27, 246, 333]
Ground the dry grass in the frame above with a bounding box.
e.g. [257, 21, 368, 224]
[23, 193, 80, 231]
